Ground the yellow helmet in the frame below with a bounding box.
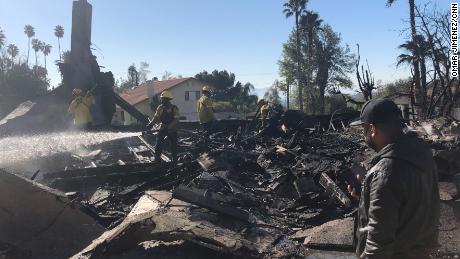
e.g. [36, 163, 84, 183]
[202, 85, 212, 92]
[257, 99, 267, 106]
[160, 90, 173, 99]
[72, 88, 83, 96]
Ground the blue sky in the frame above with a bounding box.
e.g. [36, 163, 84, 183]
[0, 0, 449, 94]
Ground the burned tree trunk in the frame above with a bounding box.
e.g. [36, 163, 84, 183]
[295, 15, 304, 111]
[355, 44, 375, 101]
[409, 0, 424, 117]
[286, 79, 290, 109]
[416, 5, 457, 118]
[317, 43, 329, 114]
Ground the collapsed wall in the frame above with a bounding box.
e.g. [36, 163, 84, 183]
[0, 169, 104, 258]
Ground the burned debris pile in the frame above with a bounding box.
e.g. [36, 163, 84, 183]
[0, 125, 368, 258]
[2, 118, 459, 258]
[412, 117, 460, 178]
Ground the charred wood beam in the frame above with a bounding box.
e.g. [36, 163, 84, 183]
[116, 162, 201, 199]
[50, 170, 160, 192]
[318, 173, 352, 208]
[172, 186, 255, 224]
[46, 163, 170, 192]
[44, 163, 165, 179]
[112, 92, 150, 126]
[137, 135, 171, 162]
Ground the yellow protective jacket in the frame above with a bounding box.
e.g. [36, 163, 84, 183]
[68, 94, 95, 126]
[196, 95, 214, 124]
[151, 104, 180, 131]
[260, 103, 273, 120]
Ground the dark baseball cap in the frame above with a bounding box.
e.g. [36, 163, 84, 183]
[350, 98, 402, 127]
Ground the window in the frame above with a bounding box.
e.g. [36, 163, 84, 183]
[185, 91, 190, 101]
[195, 91, 201, 100]
[120, 111, 125, 121]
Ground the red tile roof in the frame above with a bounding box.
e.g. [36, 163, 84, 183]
[120, 77, 193, 105]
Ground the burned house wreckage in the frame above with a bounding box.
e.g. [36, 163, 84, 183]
[0, 1, 459, 258]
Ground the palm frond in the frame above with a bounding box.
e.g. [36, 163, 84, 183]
[54, 25, 64, 38]
[386, 0, 397, 7]
[397, 54, 413, 66]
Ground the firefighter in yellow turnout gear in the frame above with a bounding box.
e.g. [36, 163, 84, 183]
[257, 99, 277, 128]
[68, 88, 95, 129]
[149, 90, 180, 163]
[196, 85, 215, 133]
[256, 99, 284, 136]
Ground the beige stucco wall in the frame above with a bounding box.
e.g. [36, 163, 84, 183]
[112, 79, 206, 125]
[168, 79, 203, 121]
[112, 101, 153, 126]
[112, 107, 123, 125]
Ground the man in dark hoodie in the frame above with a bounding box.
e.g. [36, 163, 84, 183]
[349, 98, 440, 259]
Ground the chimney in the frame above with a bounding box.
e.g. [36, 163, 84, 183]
[147, 80, 154, 98]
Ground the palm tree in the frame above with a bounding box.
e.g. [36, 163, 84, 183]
[24, 25, 35, 66]
[7, 44, 19, 68]
[300, 11, 322, 113]
[301, 11, 322, 64]
[283, 0, 308, 111]
[397, 36, 430, 66]
[397, 35, 430, 106]
[0, 28, 5, 72]
[0, 28, 5, 51]
[387, 0, 422, 111]
[54, 25, 64, 63]
[42, 43, 52, 70]
[31, 39, 42, 67]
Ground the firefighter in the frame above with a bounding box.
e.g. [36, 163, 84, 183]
[258, 99, 283, 128]
[148, 90, 180, 163]
[68, 88, 95, 130]
[196, 85, 215, 133]
[257, 99, 270, 128]
[256, 99, 284, 136]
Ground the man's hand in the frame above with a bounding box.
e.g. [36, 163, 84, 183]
[348, 184, 360, 200]
[347, 172, 363, 200]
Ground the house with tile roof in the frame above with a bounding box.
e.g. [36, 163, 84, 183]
[113, 77, 206, 125]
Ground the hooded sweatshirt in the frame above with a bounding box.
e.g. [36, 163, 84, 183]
[356, 131, 440, 259]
